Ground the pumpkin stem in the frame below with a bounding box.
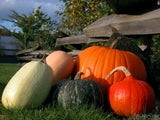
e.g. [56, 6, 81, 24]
[40, 54, 46, 63]
[40, 50, 49, 63]
[110, 37, 121, 49]
[74, 72, 84, 80]
[105, 66, 131, 80]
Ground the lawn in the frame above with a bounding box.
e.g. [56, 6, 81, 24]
[0, 63, 159, 120]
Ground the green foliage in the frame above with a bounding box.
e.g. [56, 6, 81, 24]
[0, 104, 159, 120]
[57, 0, 113, 35]
[0, 6, 57, 50]
[151, 34, 160, 75]
[0, 104, 112, 120]
[54, 0, 113, 50]
[0, 28, 10, 36]
[0, 63, 20, 97]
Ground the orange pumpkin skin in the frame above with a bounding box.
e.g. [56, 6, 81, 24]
[46, 50, 74, 85]
[75, 46, 147, 91]
[109, 76, 155, 117]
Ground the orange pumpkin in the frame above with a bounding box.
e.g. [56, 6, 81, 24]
[75, 46, 147, 91]
[46, 50, 74, 85]
[107, 66, 155, 117]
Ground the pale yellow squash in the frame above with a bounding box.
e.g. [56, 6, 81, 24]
[1, 61, 53, 109]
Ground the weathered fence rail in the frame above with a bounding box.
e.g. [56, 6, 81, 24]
[16, 7, 160, 87]
[55, 7, 160, 89]
[56, 35, 109, 46]
[84, 7, 160, 37]
[16, 47, 52, 66]
[16, 48, 82, 66]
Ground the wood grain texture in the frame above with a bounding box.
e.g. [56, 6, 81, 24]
[84, 7, 160, 37]
[56, 35, 108, 46]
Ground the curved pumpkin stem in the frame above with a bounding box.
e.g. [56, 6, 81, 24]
[110, 37, 121, 49]
[105, 66, 131, 80]
[74, 72, 84, 80]
[40, 55, 46, 63]
[40, 50, 50, 63]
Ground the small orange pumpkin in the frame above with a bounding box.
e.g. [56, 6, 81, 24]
[75, 46, 147, 91]
[46, 50, 74, 85]
[107, 66, 155, 117]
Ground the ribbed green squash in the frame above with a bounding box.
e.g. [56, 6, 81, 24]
[1, 61, 53, 109]
[47, 72, 107, 109]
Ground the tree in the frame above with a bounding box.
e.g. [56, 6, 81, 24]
[0, 28, 10, 36]
[57, 0, 113, 35]
[1, 6, 57, 49]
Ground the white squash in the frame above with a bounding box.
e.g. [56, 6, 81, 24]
[1, 61, 53, 109]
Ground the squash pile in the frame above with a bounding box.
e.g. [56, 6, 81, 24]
[1, 51, 74, 109]
[1, 46, 156, 117]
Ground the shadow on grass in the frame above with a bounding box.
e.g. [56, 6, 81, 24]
[0, 83, 7, 98]
[0, 55, 19, 63]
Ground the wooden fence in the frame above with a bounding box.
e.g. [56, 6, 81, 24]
[16, 47, 81, 66]
[16, 7, 160, 87]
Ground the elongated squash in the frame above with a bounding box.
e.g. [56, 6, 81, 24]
[46, 50, 74, 85]
[1, 61, 53, 109]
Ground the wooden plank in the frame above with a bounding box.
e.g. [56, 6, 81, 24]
[84, 7, 160, 37]
[31, 58, 42, 61]
[30, 50, 53, 56]
[67, 50, 82, 56]
[17, 56, 33, 61]
[67, 50, 82, 61]
[31, 50, 81, 57]
[56, 35, 108, 46]
[16, 47, 37, 55]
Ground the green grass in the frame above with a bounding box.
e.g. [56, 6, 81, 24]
[0, 63, 20, 97]
[0, 63, 159, 120]
[0, 104, 120, 120]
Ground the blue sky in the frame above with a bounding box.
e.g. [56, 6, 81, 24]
[0, 0, 64, 30]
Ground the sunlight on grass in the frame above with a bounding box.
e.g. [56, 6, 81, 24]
[0, 63, 159, 120]
[0, 63, 20, 83]
[0, 63, 20, 97]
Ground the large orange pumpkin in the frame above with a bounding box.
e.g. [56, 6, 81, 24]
[75, 46, 147, 91]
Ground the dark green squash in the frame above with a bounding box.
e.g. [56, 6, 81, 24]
[107, 0, 158, 14]
[46, 72, 107, 109]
